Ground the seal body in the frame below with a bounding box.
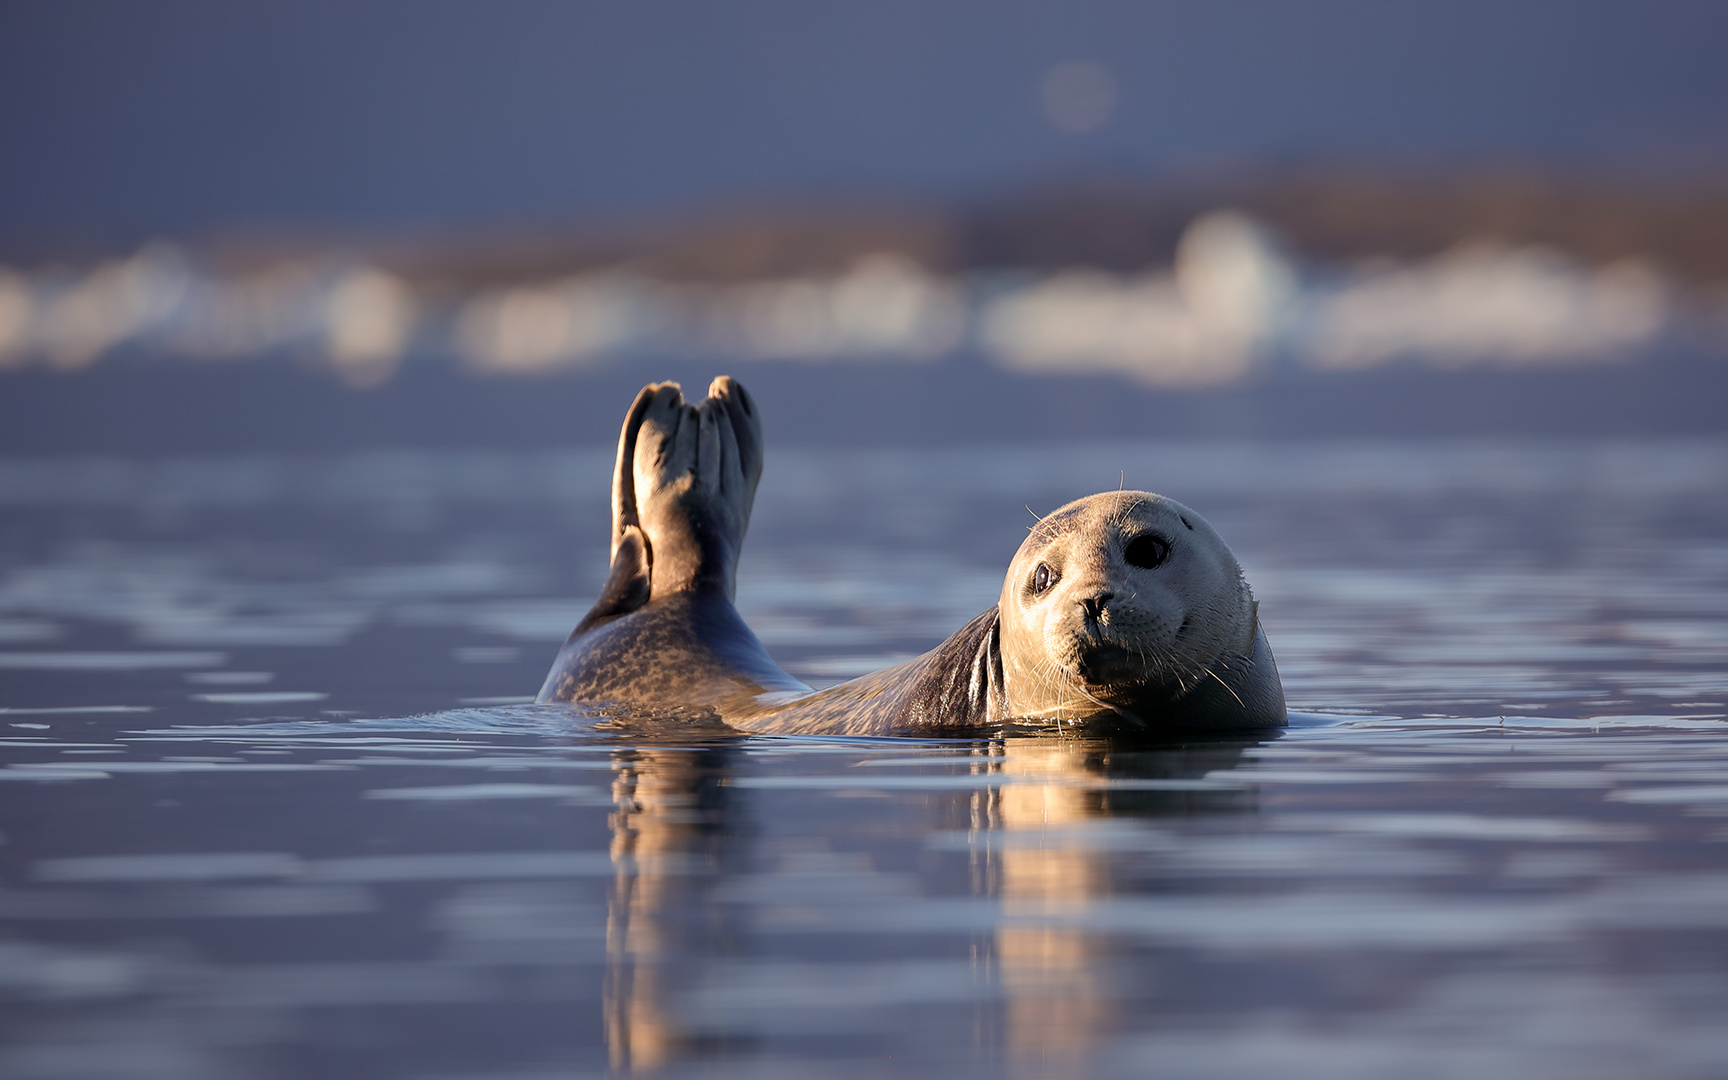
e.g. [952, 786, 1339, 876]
[538, 378, 1285, 734]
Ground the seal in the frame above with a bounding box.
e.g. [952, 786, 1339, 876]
[537, 377, 1285, 735]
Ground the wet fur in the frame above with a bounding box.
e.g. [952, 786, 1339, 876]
[539, 378, 1285, 734]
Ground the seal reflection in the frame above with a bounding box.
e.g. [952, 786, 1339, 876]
[597, 730, 1260, 1073]
[602, 739, 738, 1074]
[978, 734, 1260, 1073]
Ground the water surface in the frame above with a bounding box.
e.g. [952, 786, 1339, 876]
[1, 440, 1725, 1078]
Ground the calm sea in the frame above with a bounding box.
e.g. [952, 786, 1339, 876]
[1, 439, 1725, 1079]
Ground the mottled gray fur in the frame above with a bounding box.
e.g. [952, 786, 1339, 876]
[538, 378, 1285, 734]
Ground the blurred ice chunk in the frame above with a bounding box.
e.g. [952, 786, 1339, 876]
[982, 270, 1214, 383]
[981, 214, 1683, 382]
[455, 255, 962, 372]
[0, 214, 1708, 384]
[981, 212, 1296, 386]
[166, 260, 327, 360]
[706, 254, 964, 361]
[456, 273, 649, 373]
[1311, 242, 1668, 370]
[1179, 212, 1299, 350]
[323, 266, 414, 387]
[0, 268, 33, 367]
[39, 244, 191, 370]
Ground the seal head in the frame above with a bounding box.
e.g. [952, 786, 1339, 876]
[998, 492, 1284, 729]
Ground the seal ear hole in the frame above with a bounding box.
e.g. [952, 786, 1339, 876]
[1180, 515, 1194, 531]
[1124, 534, 1171, 569]
[1032, 562, 1056, 596]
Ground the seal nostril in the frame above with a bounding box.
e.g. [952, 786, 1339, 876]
[1080, 592, 1113, 620]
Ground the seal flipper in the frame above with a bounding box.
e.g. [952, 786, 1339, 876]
[562, 382, 664, 637]
[564, 375, 761, 633]
[608, 383, 657, 563]
[541, 376, 790, 708]
[631, 378, 762, 599]
[708, 375, 763, 536]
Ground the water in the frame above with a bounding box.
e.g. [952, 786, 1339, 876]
[1, 439, 1726, 1079]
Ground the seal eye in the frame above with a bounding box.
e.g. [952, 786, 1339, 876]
[1032, 562, 1056, 596]
[1124, 534, 1171, 569]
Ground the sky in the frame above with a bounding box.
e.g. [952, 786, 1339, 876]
[2, 0, 1726, 245]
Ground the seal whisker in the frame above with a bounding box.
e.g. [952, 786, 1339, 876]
[1205, 668, 1247, 709]
[1071, 680, 1145, 727]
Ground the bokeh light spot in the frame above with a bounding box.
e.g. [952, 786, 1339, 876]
[1040, 61, 1117, 134]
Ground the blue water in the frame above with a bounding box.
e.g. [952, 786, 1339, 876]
[1, 440, 1726, 1078]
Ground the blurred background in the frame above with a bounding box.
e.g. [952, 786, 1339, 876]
[2, 0, 1727, 451]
